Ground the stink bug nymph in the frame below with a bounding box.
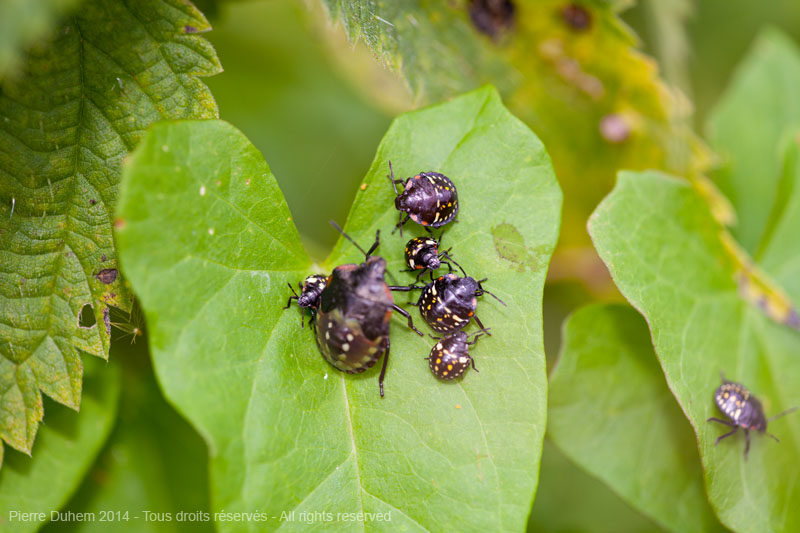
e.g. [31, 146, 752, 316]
[707, 374, 797, 458]
[314, 222, 424, 397]
[284, 274, 328, 328]
[403, 233, 463, 280]
[388, 161, 459, 235]
[391, 273, 505, 335]
[427, 330, 486, 380]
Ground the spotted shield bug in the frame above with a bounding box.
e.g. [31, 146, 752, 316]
[314, 222, 424, 396]
[284, 274, 328, 328]
[388, 161, 459, 235]
[392, 273, 505, 335]
[427, 330, 486, 380]
[403, 233, 463, 281]
[707, 373, 797, 458]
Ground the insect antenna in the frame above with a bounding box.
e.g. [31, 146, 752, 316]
[765, 432, 781, 443]
[768, 406, 798, 421]
[329, 220, 379, 258]
[475, 278, 507, 307]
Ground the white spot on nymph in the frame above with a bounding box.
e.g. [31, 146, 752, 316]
[734, 408, 742, 420]
[433, 212, 440, 223]
[325, 331, 331, 340]
[338, 353, 347, 361]
[346, 333, 354, 342]
[368, 347, 378, 354]
[436, 343, 443, 350]
[208, 228, 214, 235]
[459, 356, 469, 363]
[342, 343, 350, 352]
[200, 185, 206, 196]
[361, 355, 372, 363]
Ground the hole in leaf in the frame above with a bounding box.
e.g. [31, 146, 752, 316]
[79, 304, 97, 328]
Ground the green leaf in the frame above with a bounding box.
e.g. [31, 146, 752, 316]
[707, 28, 800, 254]
[0, 356, 120, 533]
[549, 303, 721, 533]
[589, 170, 800, 532]
[0, 0, 220, 456]
[46, 342, 212, 533]
[116, 86, 561, 530]
[528, 441, 660, 533]
[0, 0, 83, 79]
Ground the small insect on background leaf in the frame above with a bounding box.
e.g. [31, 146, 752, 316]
[116, 86, 561, 531]
[589, 170, 800, 533]
[549, 303, 723, 533]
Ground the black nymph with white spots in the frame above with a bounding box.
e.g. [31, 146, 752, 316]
[284, 274, 328, 328]
[387, 161, 459, 235]
[707, 374, 797, 458]
[403, 233, 463, 281]
[313, 222, 423, 397]
[427, 330, 486, 380]
[391, 273, 505, 335]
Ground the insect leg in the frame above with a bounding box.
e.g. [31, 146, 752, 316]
[393, 213, 410, 236]
[472, 314, 492, 336]
[392, 304, 424, 336]
[707, 417, 736, 427]
[713, 426, 738, 445]
[378, 337, 390, 398]
[744, 429, 751, 458]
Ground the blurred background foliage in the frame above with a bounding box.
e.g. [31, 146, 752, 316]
[3, 0, 800, 531]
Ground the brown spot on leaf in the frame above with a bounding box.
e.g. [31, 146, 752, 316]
[114, 218, 126, 229]
[469, 0, 515, 40]
[561, 3, 592, 31]
[184, 25, 198, 33]
[101, 253, 107, 262]
[96, 269, 118, 284]
[90, 198, 97, 205]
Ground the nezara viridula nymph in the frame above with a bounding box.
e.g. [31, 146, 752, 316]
[388, 161, 459, 235]
[403, 233, 463, 281]
[707, 374, 797, 458]
[314, 222, 423, 397]
[284, 274, 327, 328]
[391, 273, 505, 335]
[427, 330, 485, 380]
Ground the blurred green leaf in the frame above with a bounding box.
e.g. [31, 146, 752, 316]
[0, 0, 220, 456]
[318, 0, 712, 250]
[0, 0, 83, 78]
[528, 440, 660, 533]
[47, 340, 212, 533]
[549, 303, 722, 533]
[707, 29, 800, 254]
[0, 357, 120, 532]
[116, 86, 561, 530]
[589, 170, 800, 532]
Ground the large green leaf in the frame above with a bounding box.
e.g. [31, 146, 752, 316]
[116, 86, 561, 531]
[0, 356, 120, 532]
[0, 0, 220, 456]
[707, 28, 800, 254]
[0, 0, 83, 79]
[549, 303, 721, 533]
[589, 169, 800, 532]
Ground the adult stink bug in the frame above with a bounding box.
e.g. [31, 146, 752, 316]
[284, 274, 328, 328]
[392, 273, 505, 335]
[388, 161, 459, 235]
[315, 222, 423, 396]
[707, 373, 797, 458]
[427, 330, 486, 380]
[403, 233, 463, 281]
